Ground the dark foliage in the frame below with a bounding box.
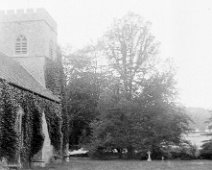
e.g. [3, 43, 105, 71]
[44, 101, 62, 152]
[45, 47, 68, 153]
[84, 13, 190, 159]
[0, 80, 62, 167]
[64, 50, 101, 148]
[200, 140, 212, 159]
[0, 82, 19, 162]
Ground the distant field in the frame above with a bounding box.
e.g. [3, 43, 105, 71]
[33, 158, 212, 170]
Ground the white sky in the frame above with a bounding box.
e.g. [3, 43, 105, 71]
[1, 0, 212, 109]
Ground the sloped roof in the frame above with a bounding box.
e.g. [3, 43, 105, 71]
[0, 52, 60, 102]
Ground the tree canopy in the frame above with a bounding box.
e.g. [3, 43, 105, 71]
[63, 13, 191, 159]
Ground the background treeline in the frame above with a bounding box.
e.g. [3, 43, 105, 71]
[62, 13, 212, 160]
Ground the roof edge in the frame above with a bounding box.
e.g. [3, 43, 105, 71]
[0, 78, 60, 104]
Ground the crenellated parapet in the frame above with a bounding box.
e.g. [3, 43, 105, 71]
[0, 8, 57, 32]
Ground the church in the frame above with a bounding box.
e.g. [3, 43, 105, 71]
[0, 8, 64, 167]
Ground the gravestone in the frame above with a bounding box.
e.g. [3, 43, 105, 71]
[147, 151, 152, 161]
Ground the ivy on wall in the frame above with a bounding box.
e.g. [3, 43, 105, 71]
[44, 48, 69, 153]
[19, 93, 44, 166]
[44, 100, 62, 152]
[45, 57, 63, 96]
[0, 82, 19, 163]
[0, 80, 62, 167]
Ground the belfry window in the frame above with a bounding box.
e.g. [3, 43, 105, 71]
[15, 35, 27, 54]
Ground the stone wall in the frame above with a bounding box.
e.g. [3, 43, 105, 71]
[0, 80, 62, 167]
[0, 9, 57, 31]
[0, 8, 57, 59]
[0, 8, 58, 87]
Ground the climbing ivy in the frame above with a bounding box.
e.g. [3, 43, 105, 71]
[0, 80, 62, 167]
[0, 82, 19, 163]
[44, 48, 69, 154]
[45, 57, 63, 96]
[19, 93, 44, 166]
[44, 100, 62, 152]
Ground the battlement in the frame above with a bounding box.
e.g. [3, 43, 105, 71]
[0, 8, 57, 32]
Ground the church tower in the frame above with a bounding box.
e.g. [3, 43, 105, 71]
[0, 9, 61, 165]
[0, 8, 57, 87]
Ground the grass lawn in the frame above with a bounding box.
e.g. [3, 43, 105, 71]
[31, 158, 212, 170]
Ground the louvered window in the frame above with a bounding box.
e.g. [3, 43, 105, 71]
[15, 35, 27, 54]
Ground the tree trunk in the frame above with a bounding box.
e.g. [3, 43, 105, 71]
[127, 146, 134, 159]
[117, 148, 122, 159]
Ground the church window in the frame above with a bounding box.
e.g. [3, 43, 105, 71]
[15, 35, 27, 54]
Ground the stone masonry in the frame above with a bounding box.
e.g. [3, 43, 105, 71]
[0, 8, 57, 87]
[0, 8, 59, 165]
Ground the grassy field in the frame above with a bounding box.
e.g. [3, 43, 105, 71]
[32, 158, 212, 170]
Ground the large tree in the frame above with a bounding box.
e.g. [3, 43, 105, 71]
[99, 12, 159, 100]
[86, 13, 190, 159]
[87, 72, 190, 159]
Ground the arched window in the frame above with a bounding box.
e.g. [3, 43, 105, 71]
[15, 35, 27, 54]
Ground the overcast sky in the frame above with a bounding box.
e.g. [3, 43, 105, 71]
[1, 0, 212, 109]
